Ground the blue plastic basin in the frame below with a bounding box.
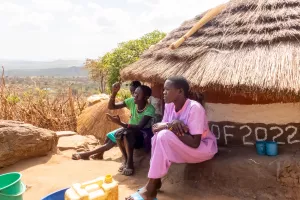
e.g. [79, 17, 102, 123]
[41, 188, 68, 200]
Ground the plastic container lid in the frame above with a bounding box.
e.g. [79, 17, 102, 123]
[105, 175, 112, 183]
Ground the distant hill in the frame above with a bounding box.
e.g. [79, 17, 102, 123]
[5, 66, 88, 77]
[0, 59, 84, 70]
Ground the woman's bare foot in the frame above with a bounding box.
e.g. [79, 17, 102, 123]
[126, 179, 160, 200]
[122, 168, 134, 176]
[122, 160, 134, 176]
[71, 153, 89, 160]
[118, 161, 127, 172]
[138, 179, 161, 192]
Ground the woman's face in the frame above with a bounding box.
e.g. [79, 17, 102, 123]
[130, 86, 136, 96]
[133, 87, 145, 104]
[163, 80, 180, 104]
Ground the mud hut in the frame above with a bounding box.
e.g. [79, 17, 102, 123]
[121, 0, 300, 146]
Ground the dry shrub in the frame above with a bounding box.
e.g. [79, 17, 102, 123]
[77, 99, 130, 143]
[0, 67, 86, 131]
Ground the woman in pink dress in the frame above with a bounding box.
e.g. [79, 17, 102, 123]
[127, 76, 218, 200]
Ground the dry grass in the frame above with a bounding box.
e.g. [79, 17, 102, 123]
[77, 99, 130, 143]
[0, 67, 86, 131]
[121, 0, 300, 103]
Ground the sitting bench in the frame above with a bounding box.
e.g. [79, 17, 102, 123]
[161, 146, 300, 199]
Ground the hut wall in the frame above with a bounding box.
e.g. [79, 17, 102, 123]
[206, 102, 300, 146]
[151, 83, 163, 99]
[151, 83, 164, 115]
[202, 90, 298, 104]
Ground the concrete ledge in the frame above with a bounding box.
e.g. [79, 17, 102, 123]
[164, 146, 300, 199]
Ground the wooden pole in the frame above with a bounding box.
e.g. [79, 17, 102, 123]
[69, 86, 77, 132]
[169, 3, 227, 50]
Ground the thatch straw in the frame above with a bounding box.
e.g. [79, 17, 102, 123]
[121, 0, 300, 103]
[77, 99, 130, 143]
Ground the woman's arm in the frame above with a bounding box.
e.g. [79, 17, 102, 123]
[168, 120, 201, 148]
[107, 82, 127, 110]
[176, 134, 201, 148]
[151, 103, 170, 133]
[179, 103, 207, 148]
[107, 114, 152, 131]
[108, 92, 126, 110]
[119, 115, 152, 131]
[152, 122, 168, 133]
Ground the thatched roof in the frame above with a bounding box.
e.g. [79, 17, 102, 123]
[121, 0, 300, 103]
[77, 99, 130, 143]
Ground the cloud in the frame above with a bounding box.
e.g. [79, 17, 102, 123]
[0, 0, 230, 60]
[68, 15, 102, 33]
[136, 0, 229, 32]
[127, 0, 160, 6]
[0, 2, 54, 31]
[87, 2, 131, 27]
[0, 2, 25, 13]
[82, 2, 137, 40]
[31, 0, 73, 12]
[127, 0, 143, 3]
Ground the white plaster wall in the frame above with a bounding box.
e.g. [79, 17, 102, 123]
[205, 103, 300, 124]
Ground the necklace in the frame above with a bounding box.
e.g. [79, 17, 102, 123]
[136, 103, 148, 113]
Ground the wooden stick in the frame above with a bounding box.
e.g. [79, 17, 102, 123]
[169, 3, 228, 50]
[69, 86, 77, 132]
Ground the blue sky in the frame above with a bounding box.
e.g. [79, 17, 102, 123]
[0, 0, 228, 61]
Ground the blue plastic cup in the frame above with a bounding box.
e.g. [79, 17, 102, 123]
[255, 141, 266, 155]
[266, 141, 278, 156]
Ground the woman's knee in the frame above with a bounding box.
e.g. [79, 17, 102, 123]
[156, 129, 172, 140]
[116, 137, 123, 145]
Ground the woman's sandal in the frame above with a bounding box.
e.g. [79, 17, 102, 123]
[128, 192, 157, 200]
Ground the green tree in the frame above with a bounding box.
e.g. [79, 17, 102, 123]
[102, 30, 166, 88]
[84, 58, 108, 93]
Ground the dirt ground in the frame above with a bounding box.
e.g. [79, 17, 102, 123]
[0, 147, 239, 200]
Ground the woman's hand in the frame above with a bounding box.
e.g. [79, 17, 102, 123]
[111, 82, 121, 95]
[106, 113, 121, 125]
[169, 120, 189, 136]
[152, 122, 168, 133]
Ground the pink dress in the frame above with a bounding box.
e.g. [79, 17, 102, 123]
[148, 99, 218, 179]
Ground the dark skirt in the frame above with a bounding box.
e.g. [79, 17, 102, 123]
[115, 128, 153, 153]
